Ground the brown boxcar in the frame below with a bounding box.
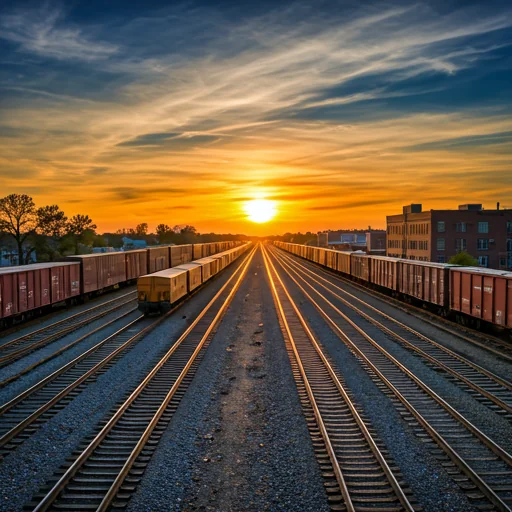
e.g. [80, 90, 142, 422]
[170, 244, 193, 267]
[336, 252, 352, 275]
[68, 253, 126, 293]
[370, 256, 399, 291]
[351, 253, 370, 282]
[398, 261, 452, 307]
[175, 262, 202, 291]
[325, 249, 338, 270]
[193, 244, 203, 260]
[195, 257, 217, 281]
[148, 246, 170, 273]
[450, 267, 512, 326]
[125, 250, 148, 281]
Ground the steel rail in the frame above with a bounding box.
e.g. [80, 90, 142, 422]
[32, 245, 256, 512]
[281, 248, 512, 363]
[262, 245, 415, 512]
[0, 293, 137, 366]
[0, 307, 137, 389]
[273, 247, 512, 415]
[270, 245, 512, 511]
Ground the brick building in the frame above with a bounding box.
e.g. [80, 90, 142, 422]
[386, 203, 512, 269]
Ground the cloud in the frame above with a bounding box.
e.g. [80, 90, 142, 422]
[0, 2, 511, 233]
[0, 6, 118, 61]
[116, 132, 220, 149]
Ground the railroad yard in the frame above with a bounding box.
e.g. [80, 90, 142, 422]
[0, 243, 511, 512]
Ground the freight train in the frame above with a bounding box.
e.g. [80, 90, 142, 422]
[138, 243, 252, 314]
[0, 241, 245, 328]
[273, 242, 512, 334]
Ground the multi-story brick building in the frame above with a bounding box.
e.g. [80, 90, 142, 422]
[386, 203, 512, 269]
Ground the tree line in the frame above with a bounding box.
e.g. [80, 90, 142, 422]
[0, 194, 246, 265]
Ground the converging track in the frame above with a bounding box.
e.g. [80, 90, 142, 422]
[0, 292, 137, 367]
[262, 245, 417, 512]
[267, 244, 512, 511]
[28, 245, 256, 511]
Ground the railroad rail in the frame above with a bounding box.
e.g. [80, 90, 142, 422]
[282, 249, 512, 363]
[0, 307, 137, 389]
[28, 245, 256, 512]
[268, 245, 512, 511]
[262, 245, 417, 511]
[0, 291, 137, 367]
[273, 247, 512, 419]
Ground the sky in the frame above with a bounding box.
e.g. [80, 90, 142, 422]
[0, 0, 511, 236]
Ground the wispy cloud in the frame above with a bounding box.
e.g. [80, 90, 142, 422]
[0, 6, 117, 61]
[0, 1, 511, 233]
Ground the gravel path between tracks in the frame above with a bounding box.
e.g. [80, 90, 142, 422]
[0, 286, 137, 345]
[292, 256, 512, 381]
[276, 257, 477, 512]
[0, 264, 247, 512]
[128, 249, 329, 512]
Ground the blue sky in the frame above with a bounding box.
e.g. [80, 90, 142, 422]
[0, 0, 511, 233]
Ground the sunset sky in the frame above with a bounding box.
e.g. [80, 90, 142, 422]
[1, 0, 511, 235]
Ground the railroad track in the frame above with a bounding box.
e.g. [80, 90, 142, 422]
[0, 307, 137, 389]
[27, 245, 256, 512]
[267, 245, 512, 511]
[272, 247, 512, 420]
[278, 248, 512, 362]
[0, 291, 138, 367]
[262, 245, 417, 511]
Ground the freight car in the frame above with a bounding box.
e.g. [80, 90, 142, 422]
[137, 243, 251, 314]
[273, 241, 512, 334]
[0, 241, 245, 328]
[0, 262, 80, 323]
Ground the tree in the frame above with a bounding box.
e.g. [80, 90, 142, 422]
[135, 223, 148, 236]
[66, 214, 97, 254]
[448, 251, 479, 266]
[36, 205, 68, 238]
[0, 194, 37, 264]
[156, 224, 170, 237]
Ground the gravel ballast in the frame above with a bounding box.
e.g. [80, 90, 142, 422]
[0, 256, 252, 512]
[128, 249, 329, 512]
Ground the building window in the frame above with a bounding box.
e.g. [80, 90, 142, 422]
[437, 221, 445, 233]
[500, 258, 507, 268]
[507, 239, 512, 251]
[456, 222, 466, 232]
[507, 222, 512, 234]
[478, 222, 488, 233]
[455, 238, 467, 252]
[478, 255, 489, 267]
[437, 255, 445, 263]
[437, 238, 445, 251]
[477, 239, 489, 250]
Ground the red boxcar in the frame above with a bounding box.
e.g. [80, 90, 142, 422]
[125, 250, 148, 280]
[370, 256, 399, 291]
[0, 262, 80, 318]
[450, 267, 512, 327]
[49, 262, 81, 302]
[68, 253, 126, 293]
[351, 253, 370, 282]
[148, 246, 170, 273]
[398, 261, 453, 307]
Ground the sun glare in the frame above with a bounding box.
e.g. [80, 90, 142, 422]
[244, 199, 277, 223]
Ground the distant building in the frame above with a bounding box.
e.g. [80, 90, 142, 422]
[92, 247, 117, 253]
[122, 237, 147, 250]
[317, 229, 386, 254]
[386, 203, 512, 269]
[366, 231, 386, 255]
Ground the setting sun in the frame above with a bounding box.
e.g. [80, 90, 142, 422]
[244, 199, 277, 223]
